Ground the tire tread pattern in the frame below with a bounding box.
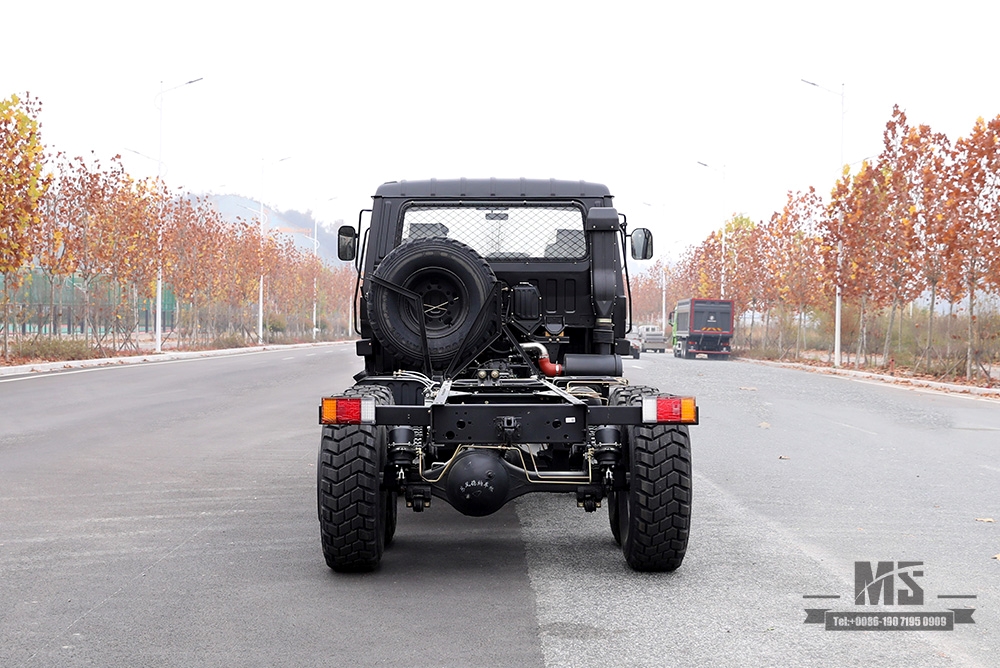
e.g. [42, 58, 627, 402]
[317, 384, 393, 572]
[609, 385, 692, 572]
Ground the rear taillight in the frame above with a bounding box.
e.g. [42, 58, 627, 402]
[319, 396, 376, 425]
[641, 396, 698, 425]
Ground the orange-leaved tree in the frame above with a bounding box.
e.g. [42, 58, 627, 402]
[765, 188, 826, 358]
[0, 93, 51, 358]
[897, 121, 955, 371]
[947, 115, 1000, 379]
[872, 107, 923, 364]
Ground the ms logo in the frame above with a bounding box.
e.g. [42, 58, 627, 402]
[855, 561, 924, 606]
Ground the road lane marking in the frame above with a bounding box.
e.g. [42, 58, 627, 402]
[828, 420, 878, 436]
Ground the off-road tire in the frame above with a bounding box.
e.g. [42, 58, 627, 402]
[609, 385, 692, 572]
[367, 237, 497, 368]
[317, 384, 394, 572]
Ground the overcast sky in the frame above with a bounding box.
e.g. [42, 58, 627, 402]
[7, 1, 1000, 261]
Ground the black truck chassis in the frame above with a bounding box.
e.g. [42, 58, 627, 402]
[317, 178, 699, 573]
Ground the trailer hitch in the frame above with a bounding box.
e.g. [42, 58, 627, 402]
[495, 415, 521, 443]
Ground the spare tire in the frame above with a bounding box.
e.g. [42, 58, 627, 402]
[367, 237, 496, 368]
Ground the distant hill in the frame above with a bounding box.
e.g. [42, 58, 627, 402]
[193, 193, 347, 265]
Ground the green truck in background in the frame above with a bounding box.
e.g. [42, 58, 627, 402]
[669, 298, 734, 359]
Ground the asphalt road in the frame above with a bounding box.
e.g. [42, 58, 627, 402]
[1, 344, 997, 667]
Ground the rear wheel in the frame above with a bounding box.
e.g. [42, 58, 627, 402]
[609, 386, 692, 572]
[317, 385, 394, 572]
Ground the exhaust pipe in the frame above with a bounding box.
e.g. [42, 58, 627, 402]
[521, 342, 563, 376]
[522, 343, 622, 377]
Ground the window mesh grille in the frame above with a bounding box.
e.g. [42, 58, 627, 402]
[401, 204, 586, 260]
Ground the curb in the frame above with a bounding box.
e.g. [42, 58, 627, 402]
[741, 358, 1000, 399]
[0, 340, 353, 378]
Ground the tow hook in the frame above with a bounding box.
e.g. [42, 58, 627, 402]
[576, 485, 603, 512]
[495, 415, 521, 442]
[406, 484, 432, 512]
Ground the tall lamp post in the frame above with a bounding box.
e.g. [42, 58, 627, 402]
[306, 197, 337, 341]
[257, 156, 292, 345]
[154, 77, 203, 353]
[696, 161, 728, 298]
[801, 78, 845, 368]
[301, 217, 321, 340]
[312, 216, 319, 340]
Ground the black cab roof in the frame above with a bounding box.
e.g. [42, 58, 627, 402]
[374, 178, 612, 200]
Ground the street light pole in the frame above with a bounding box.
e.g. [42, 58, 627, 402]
[257, 156, 292, 345]
[696, 161, 728, 298]
[154, 77, 203, 353]
[258, 172, 265, 345]
[301, 220, 320, 341]
[801, 78, 845, 367]
[312, 216, 318, 340]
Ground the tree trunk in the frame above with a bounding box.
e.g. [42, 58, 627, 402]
[764, 308, 771, 354]
[855, 295, 867, 369]
[946, 301, 954, 358]
[777, 307, 785, 359]
[795, 307, 805, 359]
[916, 282, 937, 374]
[2, 287, 9, 361]
[966, 278, 975, 380]
[882, 298, 898, 368]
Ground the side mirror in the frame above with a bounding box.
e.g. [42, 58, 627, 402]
[668, 310, 675, 326]
[338, 225, 357, 261]
[631, 228, 653, 260]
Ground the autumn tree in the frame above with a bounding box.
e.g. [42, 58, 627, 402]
[0, 93, 51, 358]
[897, 122, 956, 371]
[948, 116, 1000, 379]
[629, 259, 668, 327]
[37, 153, 80, 337]
[764, 188, 826, 358]
[101, 175, 163, 350]
[827, 160, 890, 367]
[724, 215, 766, 349]
[318, 262, 356, 337]
[872, 107, 923, 364]
[718, 215, 755, 315]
